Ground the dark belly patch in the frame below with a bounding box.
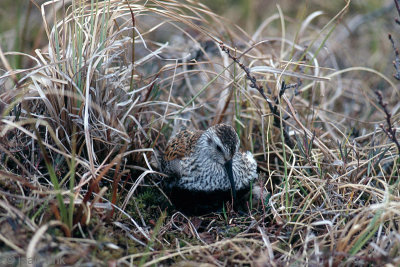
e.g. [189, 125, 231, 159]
[166, 186, 251, 215]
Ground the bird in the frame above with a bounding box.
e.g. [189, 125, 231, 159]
[157, 123, 258, 214]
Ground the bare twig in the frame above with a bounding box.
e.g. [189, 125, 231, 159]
[388, 34, 400, 80]
[219, 43, 295, 148]
[219, 44, 272, 104]
[375, 91, 400, 154]
[394, 0, 400, 18]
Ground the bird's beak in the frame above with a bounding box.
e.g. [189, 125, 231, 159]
[224, 159, 236, 200]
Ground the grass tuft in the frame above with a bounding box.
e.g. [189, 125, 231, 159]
[1, 0, 400, 265]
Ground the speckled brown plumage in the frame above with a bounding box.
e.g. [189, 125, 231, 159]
[163, 129, 203, 161]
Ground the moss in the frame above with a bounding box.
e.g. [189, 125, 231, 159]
[128, 186, 171, 223]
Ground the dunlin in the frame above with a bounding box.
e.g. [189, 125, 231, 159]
[158, 124, 258, 214]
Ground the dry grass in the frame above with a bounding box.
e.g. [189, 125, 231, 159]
[1, 0, 400, 266]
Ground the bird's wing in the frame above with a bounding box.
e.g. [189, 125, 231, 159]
[163, 129, 203, 161]
[160, 129, 202, 179]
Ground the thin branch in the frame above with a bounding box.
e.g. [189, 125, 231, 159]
[375, 90, 400, 155]
[219, 43, 295, 148]
[388, 34, 400, 80]
[394, 0, 400, 18]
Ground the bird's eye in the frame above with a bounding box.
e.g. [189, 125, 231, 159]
[216, 145, 223, 153]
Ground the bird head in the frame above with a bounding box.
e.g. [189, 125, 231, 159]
[203, 124, 240, 199]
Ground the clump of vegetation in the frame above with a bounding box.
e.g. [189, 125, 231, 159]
[1, 0, 400, 265]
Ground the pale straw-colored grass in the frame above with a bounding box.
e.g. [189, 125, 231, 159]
[0, 0, 399, 265]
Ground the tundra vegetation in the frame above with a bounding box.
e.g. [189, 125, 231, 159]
[0, 0, 399, 265]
